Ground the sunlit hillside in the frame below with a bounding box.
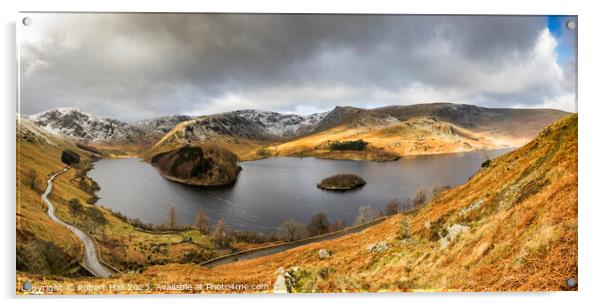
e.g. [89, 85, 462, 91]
[17, 114, 577, 293]
[16, 117, 220, 277]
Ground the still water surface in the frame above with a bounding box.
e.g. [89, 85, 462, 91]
[89, 149, 511, 232]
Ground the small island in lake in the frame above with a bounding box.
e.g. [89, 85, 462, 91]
[151, 145, 242, 187]
[317, 174, 366, 191]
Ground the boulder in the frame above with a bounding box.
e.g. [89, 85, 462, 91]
[439, 224, 470, 249]
[273, 267, 289, 293]
[367, 241, 389, 253]
[318, 249, 331, 259]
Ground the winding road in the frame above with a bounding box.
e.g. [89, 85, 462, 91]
[42, 167, 113, 278]
[201, 216, 387, 268]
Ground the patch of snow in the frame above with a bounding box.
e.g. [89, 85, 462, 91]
[229, 109, 328, 138]
[27, 107, 141, 143]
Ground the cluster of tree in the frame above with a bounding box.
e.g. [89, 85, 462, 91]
[354, 206, 379, 225]
[329, 139, 369, 151]
[61, 149, 80, 166]
[280, 212, 347, 242]
[163, 207, 233, 248]
[384, 184, 451, 216]
[278, 188, 455, 242]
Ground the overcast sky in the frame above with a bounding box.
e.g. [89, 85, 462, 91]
[19, 13, 577, 122]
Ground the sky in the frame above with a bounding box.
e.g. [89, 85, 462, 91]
[19, 13, 577, 122]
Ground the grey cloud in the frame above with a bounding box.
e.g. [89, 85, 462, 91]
[19, 13, 576, 121]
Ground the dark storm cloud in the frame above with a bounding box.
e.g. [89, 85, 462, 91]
[19, 13, 576, 121]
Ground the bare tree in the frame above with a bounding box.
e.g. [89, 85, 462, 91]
[167, 206, 177, 230]
[385, 199, 401, 216]
[401, 197, 412, 212]
[195, 209, 209, 234]
[211, 219, 231, 248]
[329, 219, 347, 232]
[430, 184, 450, 200]
[280, 218, 306, 242]
[354, 206, 378, 225]
[307, 212, 331, 236]
[413, 188, 427, 208]
[481, 149, 491, 161]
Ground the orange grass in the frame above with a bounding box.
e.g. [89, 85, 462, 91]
[16, 114, 577, 294]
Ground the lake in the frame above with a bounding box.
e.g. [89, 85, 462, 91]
[88, 149, 511, 233]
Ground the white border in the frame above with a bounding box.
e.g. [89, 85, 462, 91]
[2, 0, 601, 306]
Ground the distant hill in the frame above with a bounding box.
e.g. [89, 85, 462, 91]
[148, 103, 569, 161]
[26, 103, 569, 161]
[133, 115, 193, 142]
[27, 108, 191, 145]
[28, 108, 144, 144]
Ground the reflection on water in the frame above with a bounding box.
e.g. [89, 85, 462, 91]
[89, 149, 511, 232]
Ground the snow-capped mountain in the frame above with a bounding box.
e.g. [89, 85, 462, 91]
[164, 109, 328, 145]
[28, 107, 143, 143]
[26, 104, 570, 155]
[135, 115, 193, 134]
[214, 109, 328, 138]
[134, 115, 193, 141]
[26, 107, 329, 144]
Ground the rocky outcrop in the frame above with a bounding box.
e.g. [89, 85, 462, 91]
[318, 249, 331, 259]
[439, 224, 471, 249]
[367, 241, 389, 253]
[273, 267, 290, 293]
[150, 145, 242, 187]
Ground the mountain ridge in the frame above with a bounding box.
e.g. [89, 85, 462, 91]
[147, 103, 569, 161]
[26, 103, 569, 161]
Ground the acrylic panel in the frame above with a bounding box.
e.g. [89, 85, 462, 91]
[16, 13, 578, 294]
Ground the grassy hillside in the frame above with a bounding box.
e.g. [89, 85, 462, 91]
[144, 119, 272, 161]
[17, 114, 577, 293]
[17, 119, 87, 275]
[273, 117, 502, 161]
[16, 118, 219, 276]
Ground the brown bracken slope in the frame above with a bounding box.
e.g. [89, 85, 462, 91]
[17, 114, 577, 293]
